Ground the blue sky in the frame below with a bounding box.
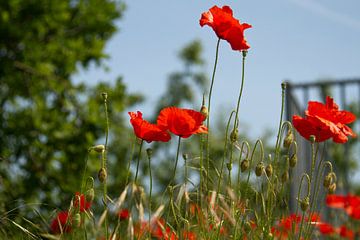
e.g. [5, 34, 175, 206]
[73, 0, 360, 138]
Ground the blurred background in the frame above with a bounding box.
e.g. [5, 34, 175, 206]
[1, 0, 360, 232]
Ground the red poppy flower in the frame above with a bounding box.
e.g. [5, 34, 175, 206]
[50, 211, 72, 234]
[318, 222, 335, 235]
[293, 96, 356, 143]
[338, 225, 354, 240]
[157, 107, 208, 138]
[200, 5, 251, 51]
[129, 111, 171, 143]
[118, 209, 130, 221]
[345, 195, 360, 219]
[74, 192, 92, 212]
[326, 194, 347, 209]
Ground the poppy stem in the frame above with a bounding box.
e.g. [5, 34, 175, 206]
[233, 50, 247, 132]
[206, 38, 221, 190]
[134, 139, 144, 184]
[147, 149, 152, 239]
[274, 83, 286, 163]
[102, 92, 109, 239]
[171, 136, 182, 185]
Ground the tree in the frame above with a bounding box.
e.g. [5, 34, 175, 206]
[0, 0, 142, 221]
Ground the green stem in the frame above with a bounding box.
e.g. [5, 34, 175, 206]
[216, 111, 235, 201]
[102, 93, 109, 239]
[134, 140, 144, 184]
[233, 51, 247, 131]
[206, 38, 221, 190]
[274, 83, 286, 164]
[125, 136, 136, 185]
[148, 152, 152, 240]
[171, 136, 182, 186]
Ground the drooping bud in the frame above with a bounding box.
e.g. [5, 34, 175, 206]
[230, 129, 238, 143]
[265, 164, 273, 177]
[240, 159, 250, 172]
[328, 183, 337, 194]
[255, 162, 264, 177]
[309, 135, 316, 143]
[300, 197, 310, 212]
[90, 144, 105, 153]
[73, 213, 81, 228]
[283, 130, 294, 148]
[182, 153, 188, 161]
[323, 174, 332, 188]
[85, 188, 95, 203]
[281, 171, 289, 183]
[98, 167, 107, 183]
[289, 154, 297, 168]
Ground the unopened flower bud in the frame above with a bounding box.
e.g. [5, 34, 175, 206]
[146, 148, 153, 159]
[102, 92, 108, 101]
[255, 162, 264, 177]
[240, 159, 250, 172]
[323, 174, 332, 188]
[289, 154, 297, 168]
[281, 171, 289, 183]
[98, 168, 107, 183]
[226, 163, 232, 171]
[283, 130, 294, 148]
[200, 105, 208, 119]
[300, 197, 310, 211]
[91, 144, 105, 153]
[309, 135, 316, 143]
[85, 188, 95, 203]
[182, 153, 188, 161]
[328, 183, 336, 194]
[265, 164, 273, 177]
[73, 213, 81, 228]
[230, 129, 238, 143]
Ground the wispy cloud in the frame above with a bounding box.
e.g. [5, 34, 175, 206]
[288, 0, 360, 31]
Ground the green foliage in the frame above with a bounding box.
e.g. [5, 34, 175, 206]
[0, 0, 140, 221]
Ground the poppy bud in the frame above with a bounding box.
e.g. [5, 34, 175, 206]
[323, 174, 332, 188]
[240, 159, 249, 172]
[300, 197, 310, 211]
[230, 129, 238, 143]
[73, 213, 81, 228]
[102, 92, 108, 101]
[98, 167, 107, 183]
[328, 183, 336, 194]
[91, 144, 105, 153]
[200, 105, 208, 119]
[289, 154, 297, 168]
[255, 162, 264, 177]
[283, 130, 294, 148]
[281, 171, 289, 183]
[85, 188, 95, 203]
[182, 153, 188, 161]
[226, 163, 232, 171]
[146, 148, 153, 159]
[265, 164, 273, 177]
[309, 135, 316, 143]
